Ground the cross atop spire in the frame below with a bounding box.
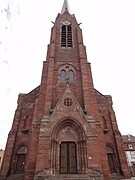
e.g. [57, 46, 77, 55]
[61, 0, 70, 14]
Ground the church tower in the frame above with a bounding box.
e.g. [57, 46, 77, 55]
[0, 1, 131, 180]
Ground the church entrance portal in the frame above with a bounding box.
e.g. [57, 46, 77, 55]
[60, 142, 77, 174]
[51, 119, 87, 174]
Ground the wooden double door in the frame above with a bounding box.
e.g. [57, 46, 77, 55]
[60, 142, 77, 174]
[15, 154, 26, 174]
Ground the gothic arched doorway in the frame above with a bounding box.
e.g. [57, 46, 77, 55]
[106, 145, 116, 173]
[51, 118, 87, 174]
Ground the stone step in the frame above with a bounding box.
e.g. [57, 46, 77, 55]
[6, 174, 24, 180]
[34, 174, 96, 180]
[48, 175, 94, 180]
[111, 173, 124, 180]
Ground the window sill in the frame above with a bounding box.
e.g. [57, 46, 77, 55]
[103, 128, 109, 134]
[22, 128, 29, 134]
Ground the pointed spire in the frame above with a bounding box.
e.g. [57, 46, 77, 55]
[61, 0, 70, 14]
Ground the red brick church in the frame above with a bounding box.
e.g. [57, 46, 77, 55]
[0, 0, 131, 179]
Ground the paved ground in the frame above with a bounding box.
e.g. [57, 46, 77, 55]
[127, 177, 135, 180]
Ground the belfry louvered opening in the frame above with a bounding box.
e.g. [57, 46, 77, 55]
[61, 25, 72, 48]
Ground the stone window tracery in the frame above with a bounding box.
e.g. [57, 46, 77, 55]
[60, 67, 74, 83]
[64, 98, 72, 106]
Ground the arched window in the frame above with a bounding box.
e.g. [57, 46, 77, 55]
[102, 116, 107, 130]
[67, 25, 72, 47]
[69, 70, 74, 82]
[61, 25, 72, 48]
[61, 70, 66, 82]
[23, 116, 30, 129]
[61, 25, 66, 47]
[22, 115, 30, 134]
[15, 146, 27, 174]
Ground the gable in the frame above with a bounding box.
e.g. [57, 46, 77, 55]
[51, 83, 84, 120]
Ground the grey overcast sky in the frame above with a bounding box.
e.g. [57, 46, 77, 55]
[0, 0, 135, 149]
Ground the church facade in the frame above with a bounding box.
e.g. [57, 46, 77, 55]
[0, 1, 131, 180]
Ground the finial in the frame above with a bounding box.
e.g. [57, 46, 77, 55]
[61, 0, 70, 14]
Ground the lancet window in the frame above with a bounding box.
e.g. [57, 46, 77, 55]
[69, 70, 74, 82]
[61, 25, 72, 48]
[61, 70, 66, 82]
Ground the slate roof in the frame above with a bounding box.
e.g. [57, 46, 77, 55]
[122, 135, 135, 143]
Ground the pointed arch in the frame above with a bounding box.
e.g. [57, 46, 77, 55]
[106, 144, 116, 173]
[61, 69, 66, 82]
[51, 118, 87, 174]
[23, 115, 30, 129]
[69, 70, 74, 82]
[101, 116, 107, 130]
[52, 118, 85, 141]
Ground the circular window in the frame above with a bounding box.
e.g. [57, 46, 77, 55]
[128, 144, 133, 149]
[64, 98, 72, 106]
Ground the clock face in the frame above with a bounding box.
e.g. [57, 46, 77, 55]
[62, 20, 71, 25]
